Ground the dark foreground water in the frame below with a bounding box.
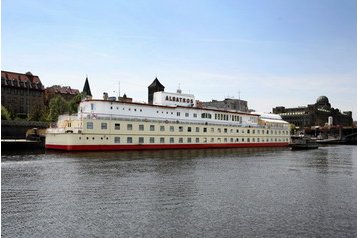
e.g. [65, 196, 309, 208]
[2, 145, 356, 237]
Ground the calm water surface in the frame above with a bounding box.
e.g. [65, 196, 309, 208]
[2, 146, 356, 237]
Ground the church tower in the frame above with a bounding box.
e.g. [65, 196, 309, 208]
[82, 76, 92, 99]
[148, 77, 165, 104]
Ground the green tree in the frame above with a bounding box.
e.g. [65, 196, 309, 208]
[1, 105, 12, 120]
[28, 104, 46, 121]
[68, 92, 84, 115]
[47, 95, 69, 121]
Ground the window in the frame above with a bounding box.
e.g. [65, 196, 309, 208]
[170, 126, 174, 132]
[127, 137, 132, 143]
[139, 137, 144, 143]
[150, 137, 155, 143]
[139, 124, 144, 131]
[150, 125, 155, 131]
[187, 138, 192, 143]
[193, 113, 197, 118]
[196, 138, 200, 143]
[179, 138, 183, 143]
[177, 112, 180, 116]
[127, 124, 133, 130]
[203, 128, 207, 133]
[218, 128, 221, 133]
[160, 126, 165, 131]
[196, 127, 200, 132]
[211, 128, 214, 133]
[91, 103, 95, 110]
[204, 138, 207, 143]
[87, 122, 93, 129]
[101, 122, 107, 130]
[114, 137, 120, 143]
[160, 137, 165, 143]
[247, 129, 250, 134]
[201, 113, 212, 119]
[115, 123, 120, 130]
[187, 127, 192, 132]
[170, 137, 174, 143]
[179, 126, 183, 132]
[224, 128, 228, 133]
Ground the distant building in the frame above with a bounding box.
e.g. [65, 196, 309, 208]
[1, 70, 45, 116]
[148, 77, 165, 104]
[273, 96, 353, 128]
[202, 98, 249, 112]
[45, 85, 80, 105]
[82, 76, 92, 99]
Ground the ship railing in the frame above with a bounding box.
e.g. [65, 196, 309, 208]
[58, 114, 78, 121]
[47, 128, 66, 133]
[78, 112, 289, 130]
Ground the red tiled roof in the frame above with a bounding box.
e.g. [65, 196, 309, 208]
[1, 70, 42, 85]
[46, 85, 80, 95]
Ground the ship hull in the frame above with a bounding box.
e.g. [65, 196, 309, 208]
[46, 142, 288, 151]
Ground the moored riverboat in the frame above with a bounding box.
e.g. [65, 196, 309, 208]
[289, 135, 319, 150]
[45, 83, 290, 151]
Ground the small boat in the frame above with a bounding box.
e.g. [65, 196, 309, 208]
[289, 135, 319, 150]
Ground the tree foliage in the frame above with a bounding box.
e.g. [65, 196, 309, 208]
[68, 92, 84, 115]
[47, 95, 69, 122]
[1, 105, 12, 120]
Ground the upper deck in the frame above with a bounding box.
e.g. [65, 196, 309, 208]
[77, 99, 288, 130]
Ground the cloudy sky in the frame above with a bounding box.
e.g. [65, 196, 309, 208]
[2, 0, 356, 119]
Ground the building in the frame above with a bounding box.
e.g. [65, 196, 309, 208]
[148, 77, 165, 104]
[273, 96, 353, 128]
[1, 70, 45, 117]
[202, 98, 249, 112]
[45, 85, 80, 105]
[82, 76, 92, 99]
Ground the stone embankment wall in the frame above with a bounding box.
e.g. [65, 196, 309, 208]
[1, 120, 49, 139]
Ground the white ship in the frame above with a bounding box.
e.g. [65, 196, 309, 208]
[45, 79, 290, 151]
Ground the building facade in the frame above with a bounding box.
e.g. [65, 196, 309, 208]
[273, 96, 353, 128]
[45, 85, 80, 105]
[1, 71, 45, 117]
[202, 98, 249, 112]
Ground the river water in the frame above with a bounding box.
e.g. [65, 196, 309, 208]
[2, 145, 356, 237]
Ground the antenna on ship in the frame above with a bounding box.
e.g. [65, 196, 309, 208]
[177, 83, 182, 94]
[118, 81, 121, 98]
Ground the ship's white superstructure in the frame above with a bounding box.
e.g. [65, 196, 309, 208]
[46, 86, 290, 151]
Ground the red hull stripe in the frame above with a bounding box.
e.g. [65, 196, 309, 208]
[46, 143, 289, 151]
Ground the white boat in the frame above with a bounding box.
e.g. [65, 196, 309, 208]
[45, 85, 290, 151]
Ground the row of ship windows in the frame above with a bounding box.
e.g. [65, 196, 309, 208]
[79, 136, 290, 143]
[86, 122, 289, 135]
[105, 104, 245, 121]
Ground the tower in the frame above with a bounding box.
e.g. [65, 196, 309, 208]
[82, 76, 92, 99]
[147, 77, 165, 104]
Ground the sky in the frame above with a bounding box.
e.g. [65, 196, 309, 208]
[2, 0, 357, 119]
